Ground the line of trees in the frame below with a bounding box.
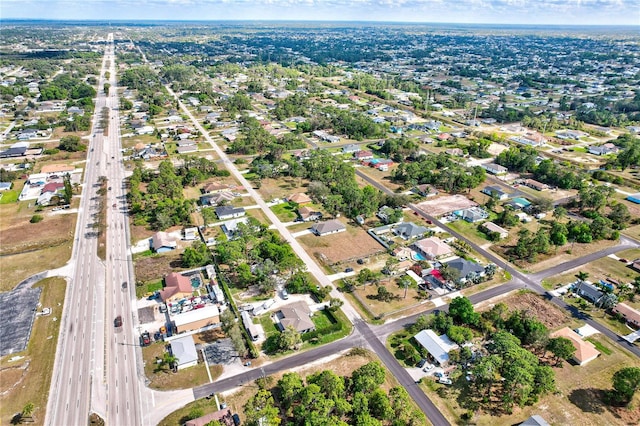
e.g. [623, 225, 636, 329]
[241, 361, 426, 426]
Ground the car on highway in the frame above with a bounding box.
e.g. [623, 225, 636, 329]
[114, 315, 122, 327]
[121, 281, 128, 290]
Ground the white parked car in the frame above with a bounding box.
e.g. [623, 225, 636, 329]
[423, 363, 435, 372]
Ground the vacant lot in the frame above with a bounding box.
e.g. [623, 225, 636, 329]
[0, 244, 73, 292]
[297, 225, 384, 265]
[158, 349, 411, 426]
[542, 249, 640, 290]
[256, 177, 307, 201]
[415, 194, 478, 217]
[0, 277, 66, 426]
[489, 291, 570, 330]
[134, 251, 185, 283]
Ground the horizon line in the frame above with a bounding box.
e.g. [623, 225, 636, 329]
[1, 18, 638, 28]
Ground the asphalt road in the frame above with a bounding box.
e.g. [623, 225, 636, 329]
[46, 36, 113, 426]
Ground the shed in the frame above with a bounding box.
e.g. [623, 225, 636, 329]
[241, 311, 260, 341]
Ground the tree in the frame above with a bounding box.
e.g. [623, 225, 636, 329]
[546, 337, 576, 365]
[220, 308, 236, 334]
[244, 388, 281, 426]
[63, 174, 73, 204]
[277, 326, 302, 351]
[608, 203, 631, 229]
[368, 388, 393, 421]
[21, 402, 35, 421]
[448, 296, 479, 326]
[159, 351, 177, 371]
[447, 325, 474, 344]
[352, 361, 386, 393]
[182, 241, 212, 267]
[438, 263, 460, 283]
[553, 206, 567, 220]
[611, 367, 640, 405]
[59, 135, 84, 152]
[597, 292, 618, 310]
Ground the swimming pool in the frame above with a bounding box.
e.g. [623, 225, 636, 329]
[412, 251, 427, 261]
[190, 276, 202, 288]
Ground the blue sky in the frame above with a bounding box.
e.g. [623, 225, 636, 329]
[2, 0, 639, 25]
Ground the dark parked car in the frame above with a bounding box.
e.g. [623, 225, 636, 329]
[345, 267, 354, 273]
[232, 414, 241, 426]
[114, 315, 122, 327]
[141, 331, 151, 346]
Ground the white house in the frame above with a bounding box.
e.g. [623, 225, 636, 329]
[413, 329, 459, 366]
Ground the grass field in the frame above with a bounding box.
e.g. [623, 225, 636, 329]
[0, 189, 19, 204]
[0, 277, 67, 425]
[270, 202, 299, 222]
[141, 341, 219, 391]
[0, 244, 72, 292]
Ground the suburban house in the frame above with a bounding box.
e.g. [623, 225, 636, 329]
[550, 327, 600, 366]
[482, 222, 509, 239]
[151, 231, 177, 253]
[170, 335, 198, 370]
[298, 206, 323, 222]
[173, 305, 220, 334]
[520, 415, 551, 426]
[444, 258, 485, 283]
[482, 186, 509, 201]
[200, 191, 235, 206]
[455, 207, 489, 223]
[481, 163, 508, 175]
[183, 227, 198, 241]
[413, 184, 438, 197]
[413, 237, 453, 260]
[311, 219, 346, 236]
[221, 218, 249, 240]
[176, 144, 197, 154]
[215, 205, 246, 220]
[377, 205, 401, 224]
[510, 136, 543, 147]
[202, 182, 233, 194]
[612, 303, 640, 328]
[41, 164, 75, 175]
[523, 179, 549, 191]
[36, 182, 64, 206]
[342, 144, 360, 154]
[588, 143, 619, 156]
[159, 272, 193, 302]
[506, 197, 532, 211]
[312, 130, 340, 143]
[241, 311, 260, 341]
[354, 150, 374, 160]
[572, 281, 604, 305]
[413, 329, 459, 366]
[287, 192, 312, 205]
[277, 301, 315, 334]
[393, 222, 428, 240]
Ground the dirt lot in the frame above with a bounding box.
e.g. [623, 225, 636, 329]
[134, 251, 185, 283]
[256, 177, 308, 201]
[488, 291, 569, 330]
[415, 194, 478, 217]
[297, 225, 385, 265]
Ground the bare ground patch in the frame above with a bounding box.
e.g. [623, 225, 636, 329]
[415, 194, 478, 217]
[297, 225, 385, 265]
[484, 291, 569, 330]
[134, 251, 185, 283]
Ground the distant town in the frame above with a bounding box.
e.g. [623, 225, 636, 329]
[0, 21, 639, 426]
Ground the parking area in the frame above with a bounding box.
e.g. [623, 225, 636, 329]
[0, 287, 42, 357]
[203, 338, 238, 365]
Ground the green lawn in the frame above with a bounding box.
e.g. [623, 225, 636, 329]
[136, 280, 163, 298]
[0, 190, 19, 204]
[270, 202, 298, 222]
[311, 309, 337, 329]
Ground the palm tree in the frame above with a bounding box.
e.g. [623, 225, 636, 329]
[160, 351, 178, 372]
[21, 402, 34, 423]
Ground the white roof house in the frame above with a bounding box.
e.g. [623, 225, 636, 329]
[170, 335, 198, 370]
[414, 329, 459, 366]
